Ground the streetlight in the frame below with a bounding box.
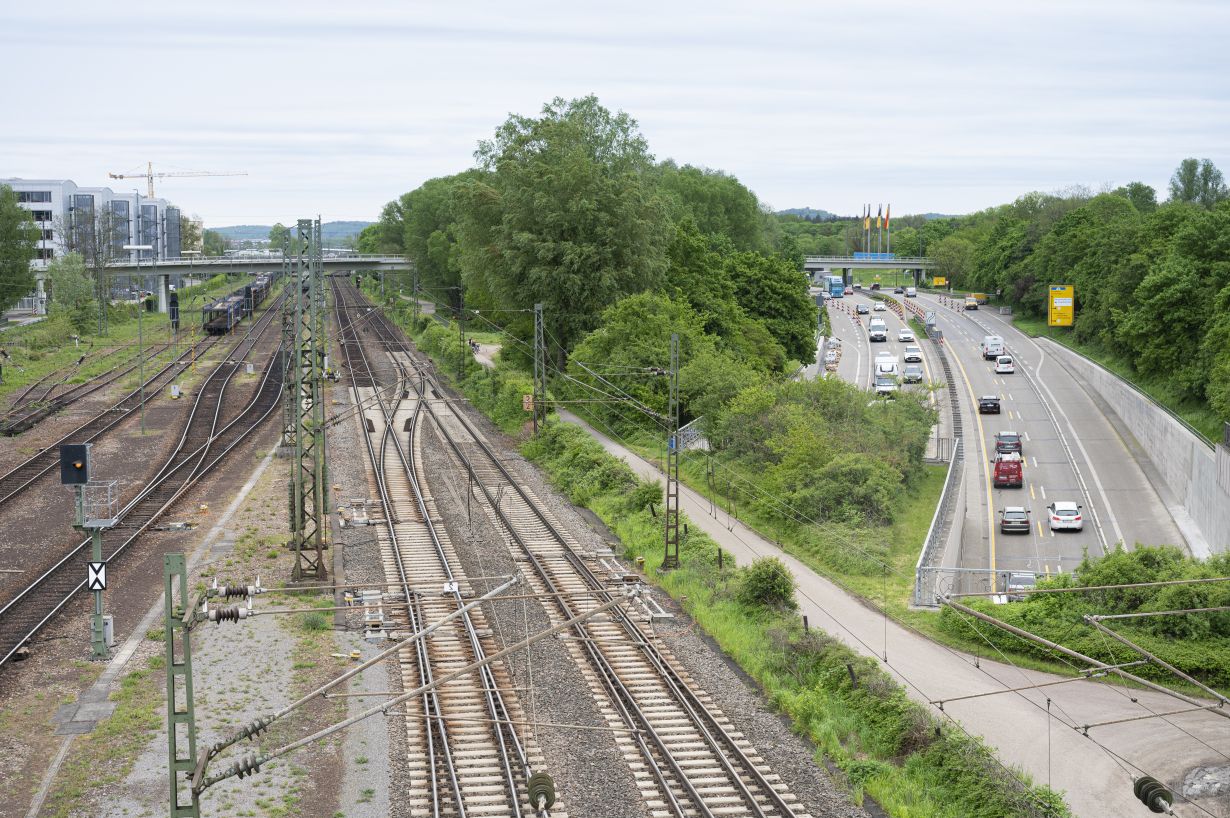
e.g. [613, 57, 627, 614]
[123, 244, 153, 434]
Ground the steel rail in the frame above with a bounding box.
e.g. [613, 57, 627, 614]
[351, 283, 794, 818]
[0, 292, 287, 667]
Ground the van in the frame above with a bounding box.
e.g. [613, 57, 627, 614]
[905, 286, 917, 298]
[868, 318, 888, 342]
[964, 296, 979, 310]
[993, 452, 1023, 488]
[981, 335, 1004, 360]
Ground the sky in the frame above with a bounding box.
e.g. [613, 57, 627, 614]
[3, 0, 1228, 227]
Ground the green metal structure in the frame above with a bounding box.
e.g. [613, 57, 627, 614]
[163, 552, 200, 817]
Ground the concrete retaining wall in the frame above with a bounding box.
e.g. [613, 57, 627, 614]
[1039, 338, 1230, 556]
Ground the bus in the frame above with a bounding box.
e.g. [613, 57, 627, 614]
[826, 275, 845, 298]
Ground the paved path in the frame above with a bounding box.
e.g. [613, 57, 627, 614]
[558, 410, 1230, 818]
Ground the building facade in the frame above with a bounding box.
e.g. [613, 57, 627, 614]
[1, 178, 183, 267]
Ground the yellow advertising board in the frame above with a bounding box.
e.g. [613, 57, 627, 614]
[932, 277, 948, 287]
[1048, 285, 1075, 327]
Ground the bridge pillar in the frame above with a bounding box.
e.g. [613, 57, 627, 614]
[157, 274, 170, 313]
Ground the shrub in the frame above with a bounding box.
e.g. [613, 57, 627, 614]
[737, 557, 796, 610]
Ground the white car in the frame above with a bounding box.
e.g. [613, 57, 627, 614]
[1047, 501, 1084, 531]
[873, 302, 886, 312]
[903, 345, 923, 362]
[995, 354, 1015, 374]
[897, 328, 915, 343]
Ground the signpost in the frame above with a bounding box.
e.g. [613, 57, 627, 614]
[933, 276, 948, 287]
[1048, 284, 1075, 327]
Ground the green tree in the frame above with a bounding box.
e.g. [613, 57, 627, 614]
[725, 251, 815, 363]
[45, 252, 97, 333]
[928, 235, 974, 288]
[202, 229, 228, 256]
[1116, 181, 1158, 214]
[460, 95, 671, 368]
[657, 163, 770, 252]
[0, 185, 40, 312]
[1168, 158, 1229, 209]
[179, 214, 202, 252]
[268, 222, 291, 249]
[404, 173, 478, 314]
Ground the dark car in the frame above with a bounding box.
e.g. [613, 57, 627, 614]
[999, 506, 1031, 534]
[902, 363, 924, 383]
[893, 287, 904, 294]
[978, 395, 1001, 414]
[995, 431, 1022, 456]
[856, 303, 870, 315]
[870, 282, 881, 290]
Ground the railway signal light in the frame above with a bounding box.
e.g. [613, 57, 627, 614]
[59, 443, 91, 485]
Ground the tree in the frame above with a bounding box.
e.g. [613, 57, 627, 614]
[929, 235, 974, 287]
[460, 95, 671, 368]
[0, 184, 38, 312]
[268, 222, 291, 249]
[1116, 181, 1158, 214]
[53, 204, 128, 329]
[1168, 158, 1229, 209]
[45, 252, 97, 332]
[403, 173, 476, 313]
[202, 229, 228, 256]
[724, 251, 815, 364]
[657, 163, 770, 252]
[180, 214, 203, 252]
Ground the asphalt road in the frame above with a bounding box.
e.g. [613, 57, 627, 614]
[901, 291, 1184, 580]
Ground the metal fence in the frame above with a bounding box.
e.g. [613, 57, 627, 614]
[912, 437, 963, 607]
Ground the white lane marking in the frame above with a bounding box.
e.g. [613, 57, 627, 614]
[1032, 456, 1038, 468]
[1023, 431, 1030, 442]
[1008, 392, 1014, 401]
[1040, 484, 1047, 499]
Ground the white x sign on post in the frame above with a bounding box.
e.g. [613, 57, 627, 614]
[87, 562, 106, 591]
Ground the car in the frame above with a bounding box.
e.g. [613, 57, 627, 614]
[897, 328, 915, 342]
[844, 287, 854, 295]
[995, 355, 1015, 374]
[999, 506, 1031, 534]
[1047, 501, 1084, 531]
[978, 395, 1001, 414]
[893, 287, 904, 294]
[964, 296, 979, 310]
[903, 345, 922, 362]
[905, 286, 917, 297]
[995, 431, 1022, 456]
[873, 302, 886, 312]
[870, 283, 881, 290]
[853, 283, 863, 290]
[1004, 571, 1037, 601]
[856, 303, 870, 315]
[902, 363, 924, 383]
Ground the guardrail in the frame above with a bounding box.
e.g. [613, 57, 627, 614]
[913, 436, 963, 607]
[804, 255, 933, 265]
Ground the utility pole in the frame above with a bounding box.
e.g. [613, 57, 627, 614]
[411, 268, 420, 327]
[62, 444, 117, 658]
[662, 332, 681, 571]
[455, 286, 465, 382]
[532, 302, 546, 434]
[287, 218, 328, 580]
[163, 553, 199, 818]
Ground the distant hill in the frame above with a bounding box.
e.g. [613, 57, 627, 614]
[210, 221, 374, 243]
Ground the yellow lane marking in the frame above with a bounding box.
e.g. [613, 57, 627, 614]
[1037, 520, 1044, 537]
[1030, 484, 1036, 500]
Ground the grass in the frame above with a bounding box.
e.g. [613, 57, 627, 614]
[523, 421, 1069, 818]
[1010, 314, 1221, 442]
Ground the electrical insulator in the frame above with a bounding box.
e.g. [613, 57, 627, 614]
[208, 605, 250, 625]
[1133, 776, 1173, 814]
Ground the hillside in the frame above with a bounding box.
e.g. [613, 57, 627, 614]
[211, 221, 373, 242]
[776, 207, 840, 220]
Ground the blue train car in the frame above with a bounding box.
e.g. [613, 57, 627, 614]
[203, 294, 245, 335]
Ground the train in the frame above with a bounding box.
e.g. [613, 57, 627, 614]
[202, 273, 275, 335]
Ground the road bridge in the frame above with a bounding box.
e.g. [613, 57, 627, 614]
[804, 255, 934, 285]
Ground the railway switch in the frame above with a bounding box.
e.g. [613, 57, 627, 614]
[59, 443, 91, 485]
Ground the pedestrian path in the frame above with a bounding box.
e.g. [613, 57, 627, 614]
[558, 410, 1229, 818]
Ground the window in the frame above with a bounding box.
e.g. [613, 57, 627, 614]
[42, 229, 54, 240]
[36, 248, 55, 260]
[18, 190, 52, 203]
[31, 209, 52, 222]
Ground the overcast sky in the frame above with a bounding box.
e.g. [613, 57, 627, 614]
[3, 1, 1227, 227]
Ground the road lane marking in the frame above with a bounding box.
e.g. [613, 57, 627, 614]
[943, 328, 998, 572]
[1037, 520, 1044, 537]
[1040, 484, 1047, 499]
[1030, 484, 1036, 500]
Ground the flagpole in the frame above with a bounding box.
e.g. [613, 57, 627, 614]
[887, 204, 891, 255]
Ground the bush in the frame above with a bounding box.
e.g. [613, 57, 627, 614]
[737, 557, 796, 610]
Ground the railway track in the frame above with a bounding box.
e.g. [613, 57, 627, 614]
[0, 293, 288, 667]
[0, 341, 175, 436]
[339, 281, 809, 818]
[334, 281, 553, 817]
[0, 336, 220, 507]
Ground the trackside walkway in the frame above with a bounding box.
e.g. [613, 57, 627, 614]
[558, 411, 1229, 818]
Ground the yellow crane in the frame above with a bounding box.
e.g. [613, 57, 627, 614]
[108, 161, 247, 198]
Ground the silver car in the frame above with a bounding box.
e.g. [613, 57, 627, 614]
[1047, 501, 1084, 531]
[902, 363, 924, 383]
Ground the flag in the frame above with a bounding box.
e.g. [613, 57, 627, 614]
[877, 204, 882, 228]
[863, 205, 870, 231]
[885, 204, 891, 230]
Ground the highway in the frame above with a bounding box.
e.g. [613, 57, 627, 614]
[819, 285, 1185, 590]
[899, 290, 1184, 581]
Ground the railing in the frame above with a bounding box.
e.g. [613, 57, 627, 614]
[803, 255, 934, 266]
[912, 437, 963, 607]
[101, 253, 408, 268]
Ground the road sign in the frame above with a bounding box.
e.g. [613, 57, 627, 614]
[1048, 284, 1075, 327]
[933, 276, 948, 287]
[925, 310, 936, 325]
[87, 562, 106, 591]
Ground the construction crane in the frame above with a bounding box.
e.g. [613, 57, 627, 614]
[108, 161, 247, 198]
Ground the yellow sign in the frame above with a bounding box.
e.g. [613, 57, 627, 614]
[522, 394, 534, 412]
[933, 277, 948, 287]
[1048, 285, 1075, 327]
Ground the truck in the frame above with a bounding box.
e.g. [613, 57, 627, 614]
[826, 275, 845, 298]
